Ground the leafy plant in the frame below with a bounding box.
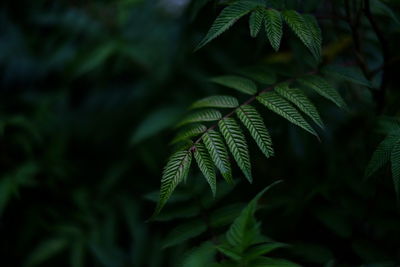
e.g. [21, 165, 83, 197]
[366, 117, 400, 199]
[179, 181, 300, 267]
[153, 65, 369, 215]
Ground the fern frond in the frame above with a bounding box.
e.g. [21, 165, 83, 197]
[298, 75, 347, 109]
[219, 118, 252, 183]
[257, 92, 318, 138]
[391, 141, 400, 198]
[196, 1, 263, 50]
[154, 150, 192, 217]
[249, 8, 264, 38]
[202, 130, 233, 184]
[236, 105, 274, 158]
[191, 95, 239, 109]
[178, 109, 222, 127]
[282, 10, 321, 60]
[322, 65, 371, 87]
[264, 8, 283, 51]
[365, 135, 399, 177]
[226, 181, 282, 252]
[194, 142, 217, 196]
[171, 124, 207, 144]
[211, 75, 258, 95]
[275, 83, 324, 129]
[303, 14, 322, 59]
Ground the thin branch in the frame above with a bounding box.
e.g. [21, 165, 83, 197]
[364, 0, 390, 113]
[344, 0, 370, 78]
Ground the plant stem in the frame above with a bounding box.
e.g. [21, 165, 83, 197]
[364, 0, 390, 113]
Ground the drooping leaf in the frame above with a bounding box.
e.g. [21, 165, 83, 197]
[209, 203, 245, 228]
[264, 8, 283, 51]
[303, 14, 322, 59]
[370, 0, 400, 26]
[190, 95, 239, 109]
[25, 238, 68, 267]
[194, 142, 217, 196]
[171, 124, 207, 144]
[202, 130, 233, 184]
[249, 8, 264, 37]
[391, 141, 400, 198]
[322, 65, 371, 87]
[282, 10, 321, 60]
[181, 242, 216, 267]
[236, 105, 274, 158]
[219, 118, 252, 183]
[275, 83, 324, 129]
[162, 220, 207, 248]
[196, 1, 263, 50]
[298, 75, 347, 109]
[211, 75, 258, 95]
[257, 92, 319, 138]
[365, 135, 399, 178]
[177, 109, 222, 127]
[153, 150, 192, 217]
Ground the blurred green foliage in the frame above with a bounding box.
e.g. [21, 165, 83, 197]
[1, 0, 400, 266]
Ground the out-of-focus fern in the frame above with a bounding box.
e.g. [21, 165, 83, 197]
[366, 117, 400, 199]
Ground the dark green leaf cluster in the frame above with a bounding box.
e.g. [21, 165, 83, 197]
[154, 66, 361, 215]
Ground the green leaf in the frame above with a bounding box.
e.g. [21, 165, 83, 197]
[196, 1, 263, 50]
[391, 141, 400, 198]
[282, 10, 321, 60]
[202, 130, 233, 184]
[298, 75, 347, 109]
[177, 109, 222, 127]
[370, 0, 400, 26]
[25, 238, 68, 267]
[264, 8, 283, 51]
[303, 14, 322, 59]
[219, 118, 252, 183]
[244, 243, 289, 260]
[249, 9, 264, 37]
[322, 65, 371, 87]
[153, 150, 192, 217]
[211, 75, 258, 95]
[181, 242, 216, 267]
[130, 106, 182, 144]
[238, 66, 277, 84]
[275, 83, 324, 129]
[191, 95, 239, 109]
[171, 124, 207, 144]
[216, 245, 242, 261]
[226, 181, 282, 252]
[162, 220, 207, 248]
[194, 142, 217, 196]
[257, 92, 318, 138]
[365, 135, 399, 178]
[236, 105, 274, 158]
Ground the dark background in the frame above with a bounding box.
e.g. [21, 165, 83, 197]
[1, 0, 399, 266]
